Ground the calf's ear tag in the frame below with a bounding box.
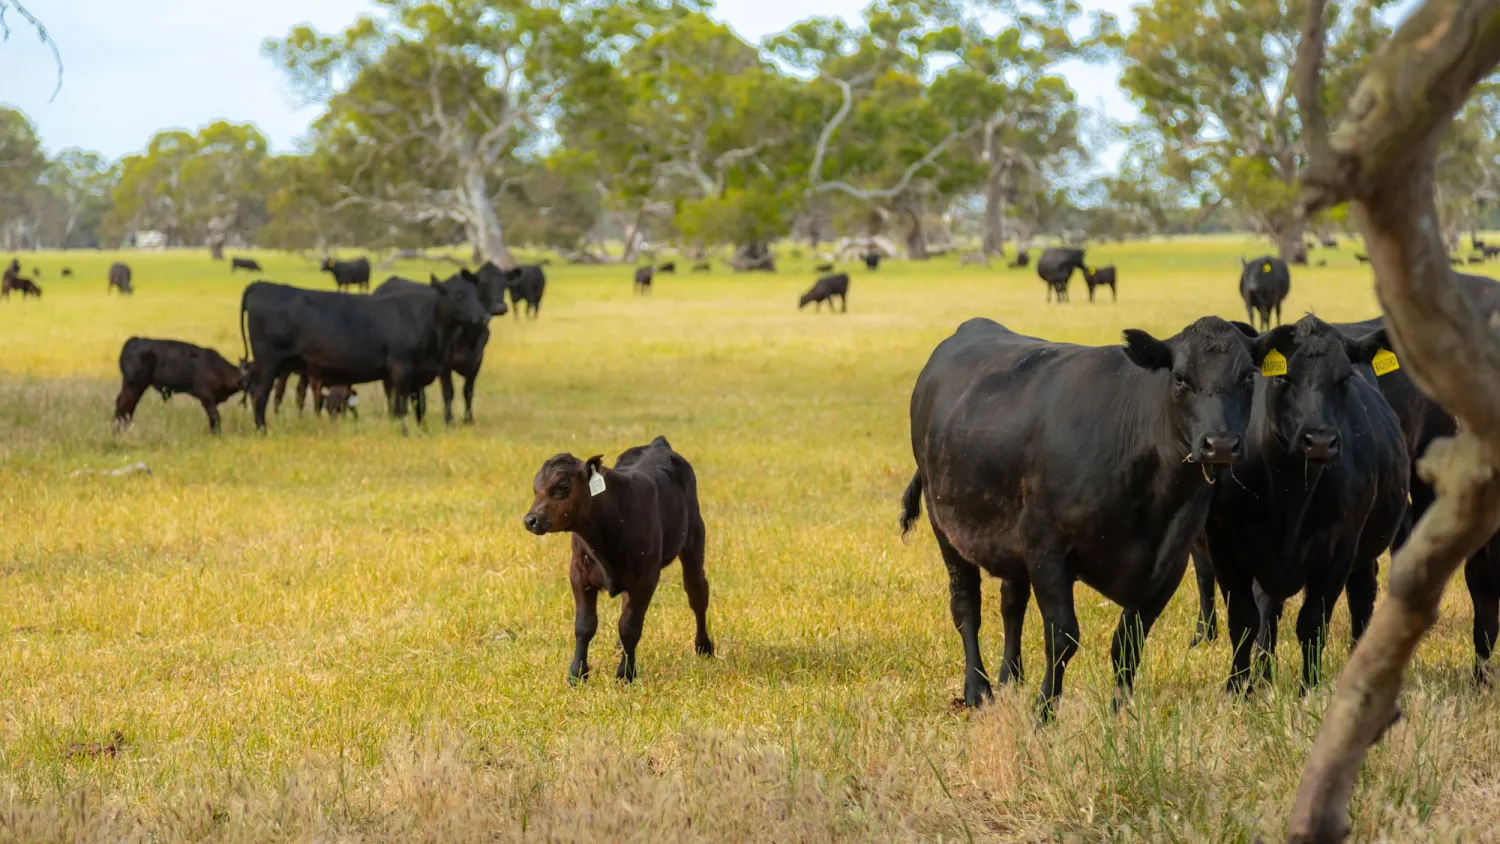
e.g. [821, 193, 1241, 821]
[1261, 348, 1288, 377]
[1371, 348, 1400, 376]
[588, 469, 607, 497]
[1262, 262, 1272, 272]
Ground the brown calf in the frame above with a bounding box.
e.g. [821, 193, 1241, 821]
[524, 436, 713, 683]
[115, 337, 245, 433]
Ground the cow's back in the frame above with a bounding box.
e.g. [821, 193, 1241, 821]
[616, 437, 698, 559]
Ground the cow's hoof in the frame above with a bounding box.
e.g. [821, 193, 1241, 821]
[616, 661, 637, 683]
[568, 662, 589, 684]
[695, 636, 714, 657]
[962, 677, 993, 709]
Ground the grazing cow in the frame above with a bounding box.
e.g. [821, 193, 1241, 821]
[1470, 255, 1486, 264]
[108, 262, 133, 294]
[902, 316, 1263, 719]
[1450, 256, 1466, 266]
[375, 270, 505, 424]
[1354, 253, 1371, 263]
[634, 266, 654, 294]
[1008, 249, 1031, 269]
[32, 267, 41, 277]
[320, 257, 372, 292]
[1082, 264, 1117, 302]
[1200, 316, 1408, 692]
[814, 262, 835, 272]
[239, 277, 488, 430]
[658, 261, 677, 273]
[322, 385, 358, 418]
[1320, 235, 1338, 248]
[114, 337, 246, 433]
[2, 275, 40, 299]
[1486, 245, 1500, 260]
[1474, 235, 1487, 250]
[231, 257, 263, 273]
[691, 261, 712, 272]
[1239, 256, 1291, 330]
[1036, 247, 1086, 303]
[523, 436, 714, 683]
[798, 273, 849, 313]
[863, 252, 882, 271]
[61, 267, 73, 277]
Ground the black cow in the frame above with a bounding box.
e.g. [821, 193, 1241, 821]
[61, 267, 73, 277]
[375, 270, 506, 424]
[863, 252, 882, 271]
[691, 261, 712, 273]
[1354, 253, 1371, 264]
[477, 262, 544, 319]
[1474, 235, 1487, 251]
[1008, 249, 1031, 269]
[798, 273, 849, 312]
[1470, 256, 1487, 264]
[108, 262, 133, 295]
[1200, 316, 1408, 692]
[320, 257, 371, 293]
[1239, 256, 1291, 330]
[901, 316, 1263, 719]
[239, 278, 488, 430]
[114, 338, 246, 433]
[1036, 247, 1085, 303]
[523, 436, 714, 683]
[658, 262, 677, 273]
[231, 257, 263, 273]
[814, 262, 835, 272]
[1082, 264, 1117, 302]
[634, 266, 654, 294]
[1486, 246, 1500, 260]
[32, 267, 41, 278]
[2, 276, 40, 298]
[1320, 235, 1339, 248]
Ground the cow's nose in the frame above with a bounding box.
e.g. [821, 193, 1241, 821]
[1301, 430, 1340, 460]
[524, 513, 547, 535]
[1198, 434, 1243, 465]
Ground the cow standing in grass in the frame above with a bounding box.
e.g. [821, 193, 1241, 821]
[108, 262, 133, 295]
[375, 270, 507, 424]
[799, 273, 849, 312]
[1238, 256, 1290, 330]
[1036, 247, 1085, 303]
[115, 338, 246, 433]
[1082, 265, 1117, 302]
[231, 257, 263, 273]
[634, 266, 654, 295]
[320, 257, 371, 292]
[524, 436, 714, 684]
[902, 316, 1263, 719]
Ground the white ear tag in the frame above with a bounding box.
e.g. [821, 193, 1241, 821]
[588, 469, 606, 497]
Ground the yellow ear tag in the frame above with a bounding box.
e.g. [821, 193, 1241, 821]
[1371, 348, 1400, 376]
[1262, 262, 1272, 272]
[1085, 265, 1094, 274]
[1261, 349, 1288, 377]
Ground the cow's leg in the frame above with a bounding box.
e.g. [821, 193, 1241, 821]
[680, 516, 713, 657]
[1253, 582, 1284, 687]
[1467, 552, 1499, 685]
[439, 370, 456, 426]
[295, 373, 310, 414]
[1110, 283, 1117, 302]
[461, 374, 477, 425]
[199, 396, 222, 433]
[1345, 559, 1378, 645]
[113, 382, 146, 430]
[1190, 547, 1219, 646]
[1110, 564, 1182, 709]
[935, 531, 991, 707]
[570, 559, 599, 683]
[840, 293, 848, 313]
[1088, 285, 1096, 303]
[272, 373, 288, 414]
[1296, 572, 1347, 692]
[1245, 302, 1256, 327]
[250, 365, 278, 431]
[1031, 557, 1080, 722]
[1220, 566, 1260, 693]
[616, 575, 659, 682]
[1275, 301, 1284, 326]
[413, 388, 427, 426]
[997, 575, 1029, 685]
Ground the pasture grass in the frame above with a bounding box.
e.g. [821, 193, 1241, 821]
[1, 241, 1498, 841]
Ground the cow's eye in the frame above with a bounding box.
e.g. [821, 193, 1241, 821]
[1241, 372, 1255, 388]
[552, 482, 571, 499]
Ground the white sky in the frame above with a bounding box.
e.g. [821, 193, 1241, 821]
[0, 0, 1139, 160]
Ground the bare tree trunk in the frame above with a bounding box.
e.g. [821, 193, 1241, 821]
[460, 158, 508, 268]
[621, 210, 646, 264]
[982, 166, 1009, 257]
[1289, 0, 1500, 840]
[1275, 219, 1307, 264]
[903, 207, 928, 260]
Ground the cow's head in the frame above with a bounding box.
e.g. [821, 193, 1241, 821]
[431, 272, 491, 330]
[320, 258, 335, 272]
[1253, 316, 1387, 463]
[524, 453, 605, 535]
[1123, 316, 1265, 471]
[458, 266, 509, 316]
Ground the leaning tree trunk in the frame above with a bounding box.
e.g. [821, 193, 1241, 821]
[1274, 220, 1307, 264]
[460, 158, 509, 268]
[1288, 0, 1500, 841]
[903, 208, 929, 260]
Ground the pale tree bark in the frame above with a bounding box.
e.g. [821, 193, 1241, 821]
[1289, 0, 1500, 841]
[982, 164, 1010, 257]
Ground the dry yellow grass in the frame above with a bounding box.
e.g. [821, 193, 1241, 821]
[1, 242, 1498, 841]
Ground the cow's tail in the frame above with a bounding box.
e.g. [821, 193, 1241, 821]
[900, 471, 924, 537]
[239, 285, 252, 363]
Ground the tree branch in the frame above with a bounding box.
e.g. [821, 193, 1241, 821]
[1288, 1, 1500, 841]
[812, 129, 969, 202]
[0, 1, 62, 101]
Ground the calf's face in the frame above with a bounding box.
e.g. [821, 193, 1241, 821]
[524, 453, 605, 535]
[1255, 317, 1385, 462]
[1124, 317, 1263, 468]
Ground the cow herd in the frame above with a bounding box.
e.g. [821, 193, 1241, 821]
[902, 272, 1500, 719]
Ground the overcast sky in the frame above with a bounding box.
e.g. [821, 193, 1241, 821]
[0, 0, 1138, 160]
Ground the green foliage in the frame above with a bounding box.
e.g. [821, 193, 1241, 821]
[106, 122, 269, 248]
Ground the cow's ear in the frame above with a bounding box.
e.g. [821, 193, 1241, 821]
[1240, 256, 1247, 267]
[1344, 327, 1391, 365]
[461, 268, 479, 284]
[1253, 324, 1297, 367]
[584, 455, 605, 477]
[1123, 329, 1172, 371]
[1229, 321, 1259, 339]
[429, 273, 440, 286]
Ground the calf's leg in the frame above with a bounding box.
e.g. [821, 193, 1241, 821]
[198, 396, 222, 433]
[570, 565, 599, 683]
[680, 517, 714, 657]
[936, 532, 991, 707]
[616, 576, 659, 682]
[114, 382, 146, 429]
